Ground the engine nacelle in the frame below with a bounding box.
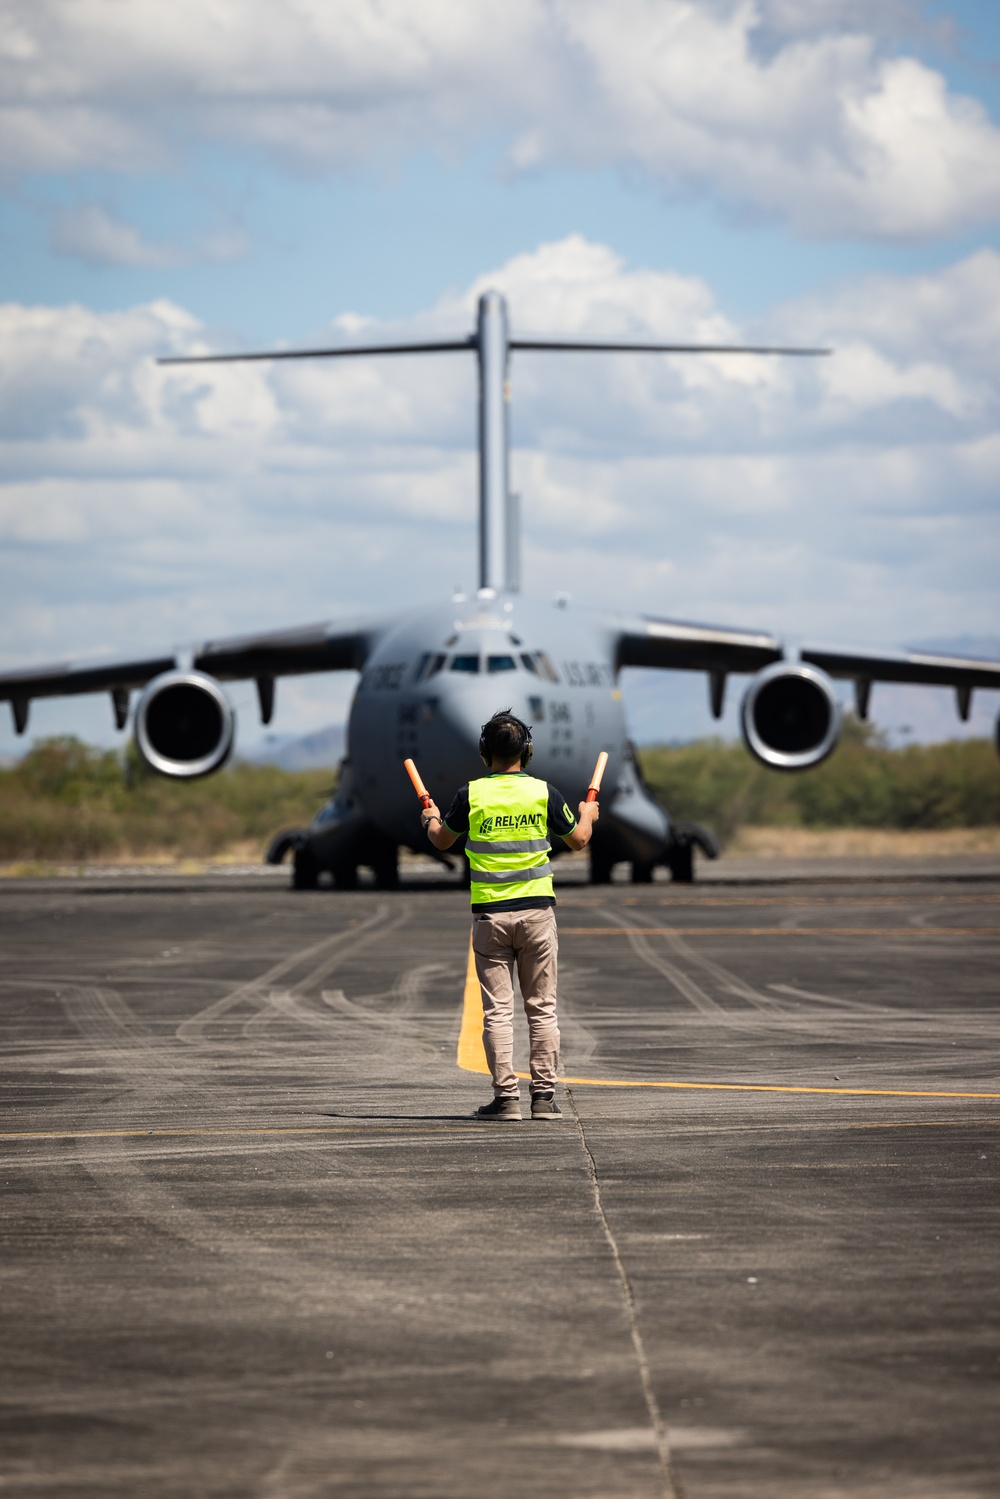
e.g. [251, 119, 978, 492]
[741, 662, 841, 771]
[134, 671, 235, 779]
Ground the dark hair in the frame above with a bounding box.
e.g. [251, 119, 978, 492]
[480, 709, 533, 768]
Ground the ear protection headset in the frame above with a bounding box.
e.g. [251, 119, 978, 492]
[479, 713, 533, 769]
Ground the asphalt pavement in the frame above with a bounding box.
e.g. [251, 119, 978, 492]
[1, 867, 998, 1498]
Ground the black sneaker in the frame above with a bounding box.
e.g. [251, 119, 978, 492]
[473, 1096, 522, 1121]
[530, 1091, 562, 1121]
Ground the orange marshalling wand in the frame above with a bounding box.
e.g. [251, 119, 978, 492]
[403, 757, 433, 810]
[585, 751, 608, 803]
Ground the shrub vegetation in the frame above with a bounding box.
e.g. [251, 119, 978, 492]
[637, 717, 1000, 845]
[0, 738, 332, 862]
[0, 722, 997, 862]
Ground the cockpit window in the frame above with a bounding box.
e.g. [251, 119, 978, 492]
[450, 654, 480, 673]
[520, 653, 538, 674]
[535, 651, 560, 682]
[423, 653, 446, 679]
[413, 652, 430, 681]
[487, 655, 517, 673]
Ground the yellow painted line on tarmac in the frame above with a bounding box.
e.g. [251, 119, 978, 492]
[560, 926, 996, 937]
[457, 932, 491, 1075]
[847, 1117, 1000, 1129]
[457, 925, 1000, 1101]
[620, 895, 1000, 908]
[557, 1076, 1000, 1099]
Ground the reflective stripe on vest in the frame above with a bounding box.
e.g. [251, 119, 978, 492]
[467, 774, 554, 905]
[472, 863, 553, 885]
[465, 837, 550, 854]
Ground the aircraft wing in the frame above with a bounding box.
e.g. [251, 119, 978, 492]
[0, 619, 375, 736]
[800, 644, 1000, 721]
[613, 617, 1000, 724]
[191, 619, 372, 681]
[614, 616, 784, 675]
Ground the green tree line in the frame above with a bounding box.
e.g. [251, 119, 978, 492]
[637, 717, 1000, 844]
[0, 723, 997, 863]
[0, 738, 332, 862]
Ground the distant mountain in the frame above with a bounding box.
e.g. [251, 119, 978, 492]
[245, 723, 345, 771]
[911, 635, 1000, 660]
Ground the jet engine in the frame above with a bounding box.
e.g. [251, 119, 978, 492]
[741, 662, 841, 771]
[134, 671, 235, 779]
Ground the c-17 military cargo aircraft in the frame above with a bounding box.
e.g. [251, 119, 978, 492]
[2, 291, 999, 889]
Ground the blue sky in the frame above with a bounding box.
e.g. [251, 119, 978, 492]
[6, 5, 1000, 338]
[2, 0, 999, 754]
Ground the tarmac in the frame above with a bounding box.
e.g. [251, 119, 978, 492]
[1, 862, 998, 1498]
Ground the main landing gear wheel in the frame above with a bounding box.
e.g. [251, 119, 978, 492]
[589, 847, 615, 885]
[370, 848, 399, 891]
[331, 860, 359, 891]
[292, 846, 320, 890]
[630, 860, 656, 884]
[667, 820, 718, 884]
[665, 843, 695, 883]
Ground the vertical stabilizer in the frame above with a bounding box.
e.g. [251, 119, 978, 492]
[505, 491, 521, 594]
[158, 294, 826, 604]
[476, 292, 510, 592]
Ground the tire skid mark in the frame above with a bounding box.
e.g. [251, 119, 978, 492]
[601, 907, 740, 1027]
[319, 961, 454, 1032]
[58, 985, 199, 1115]
[62, 905, 411, 1285]
[605, 905, 936, 1039]
[614, 906, 796, 1020]
[61, 903, 443, 1295]
[767, 981, 890, 1015]
[655, 927, 787, 1017]
[74, 1136, 375, 1300]
[238, 909, 420, 1042]
[176, 905, 392, 1048]
[6, 980, 206, 1125]
[644, 928, 989, 1053]
[320, 956, 467, 1063]
[595, 908, 997, 1078]
[556, 962, 603, 1072]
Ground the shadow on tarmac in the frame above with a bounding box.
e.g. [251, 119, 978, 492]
[320, 1111, 482, 1123]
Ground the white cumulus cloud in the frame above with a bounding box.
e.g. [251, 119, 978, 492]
[50, 203, 249, 269]
[2, 0, 999, 241]
[51, 204, 183, 268]
[0, 235, 998, 751]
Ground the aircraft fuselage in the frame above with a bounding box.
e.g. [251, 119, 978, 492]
[350, 592, 625, 841]
[293, 588, 684, 886]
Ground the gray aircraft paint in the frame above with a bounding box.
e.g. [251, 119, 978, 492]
[157, 287, 806, 879]
[343, 593, 649, 856]
[3, 290, 998, 886]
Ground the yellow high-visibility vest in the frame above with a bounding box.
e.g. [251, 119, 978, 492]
[466, 774, 554, 905]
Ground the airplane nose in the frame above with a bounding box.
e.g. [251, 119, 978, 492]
[433, 674, 508, 753]
[429, 672, 536, 776]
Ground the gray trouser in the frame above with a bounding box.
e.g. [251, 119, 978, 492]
[471, 907, 560, 1097]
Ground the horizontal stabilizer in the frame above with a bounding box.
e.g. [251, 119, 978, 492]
[509, 338, 829, 357]
[160, 335, 828, 367]
[159, 338, 474, 366]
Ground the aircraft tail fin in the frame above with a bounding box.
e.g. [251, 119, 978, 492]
[157, 296, 827, 597]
